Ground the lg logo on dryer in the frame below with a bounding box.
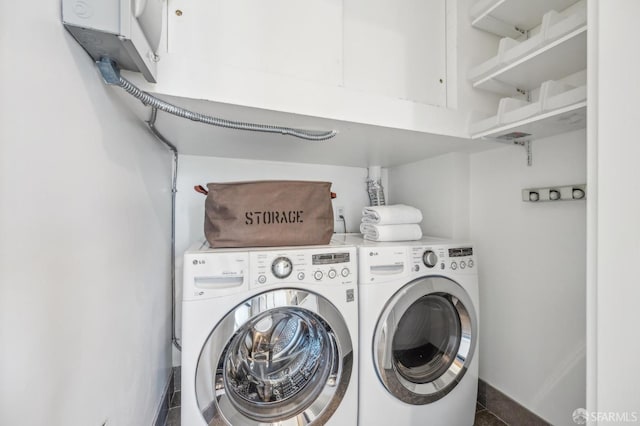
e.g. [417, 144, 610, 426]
[369, 251, 379, 256]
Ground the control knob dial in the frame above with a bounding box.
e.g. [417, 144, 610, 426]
[422, 250, 438, 268]
[271, 257, 293, 279]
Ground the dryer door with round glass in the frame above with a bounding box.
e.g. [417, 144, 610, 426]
[374, 276, 477, 405]
[195, 289, 353, 425]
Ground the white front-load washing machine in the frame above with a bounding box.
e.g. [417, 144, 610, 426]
[181, 241, 358, 426]
[355, 236, 479, 426]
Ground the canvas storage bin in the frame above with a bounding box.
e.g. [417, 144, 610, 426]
[201, 180, 335, 248]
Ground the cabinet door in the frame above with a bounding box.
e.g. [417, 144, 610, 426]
[344, 0, 447, 106]
[168, 0, 343, 87]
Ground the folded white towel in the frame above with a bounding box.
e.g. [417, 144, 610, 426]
[360, 223, 423, 242]
[361, 204, 423, 225]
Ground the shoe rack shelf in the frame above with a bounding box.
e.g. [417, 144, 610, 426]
[468, 0, 587, 145]
[470, 0, 580, 38]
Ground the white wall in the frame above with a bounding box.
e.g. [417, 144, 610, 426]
[589, 1, 640, 421]
[173, 155, 370, 363]
[389, 136, 586, 426]
[388, 152, 471, 239]
[0, 3, 173, 425]
[470, 130, 587, 425]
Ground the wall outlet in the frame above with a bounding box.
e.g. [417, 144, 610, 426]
[336, 206, 345, 218]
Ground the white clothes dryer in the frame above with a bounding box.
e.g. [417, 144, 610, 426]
[181, 241, 358, 426]
[354, 236, 479, 426]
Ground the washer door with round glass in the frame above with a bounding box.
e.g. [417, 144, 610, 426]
[374, 276, 477, 405]
[195, 289, 353, 426]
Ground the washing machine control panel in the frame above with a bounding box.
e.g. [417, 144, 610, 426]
[251, 248, 357, 287]
[410, 245, 476, 275]
[271, 256, 293, 279]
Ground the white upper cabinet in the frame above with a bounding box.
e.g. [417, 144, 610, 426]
[114, 0, 509, 167]
[343, 0, 446, 106]
[468, 0, 587, 143]
[167, 0, 344, 88]
[161, 0, 448, 111]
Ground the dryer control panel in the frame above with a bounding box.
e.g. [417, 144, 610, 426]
[409, 245, 477, 276]
[359, 242, 477, 284]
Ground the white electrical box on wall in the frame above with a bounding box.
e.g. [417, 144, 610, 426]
[62, 0, 163, 82]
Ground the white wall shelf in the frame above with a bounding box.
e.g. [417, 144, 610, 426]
[471, 100, 586, 142]
[472, 25, 587, 96]
[471, 80, 586, 135]
[470, 0, 580, 37]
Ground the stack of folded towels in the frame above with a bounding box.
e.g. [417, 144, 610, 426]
[360, 204, 423, 241]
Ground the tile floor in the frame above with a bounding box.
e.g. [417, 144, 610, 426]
[165, 391, 180, 426]
[475, 402, 509, 426]
[164, 393, 509, 425]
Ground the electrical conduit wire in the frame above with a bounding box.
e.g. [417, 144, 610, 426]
[95, 56, 339, 352]
[97, 58, 337, 141]
[147, 107, 181, 352]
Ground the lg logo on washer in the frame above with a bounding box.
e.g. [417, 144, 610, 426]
[369, 251, 379, 256]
